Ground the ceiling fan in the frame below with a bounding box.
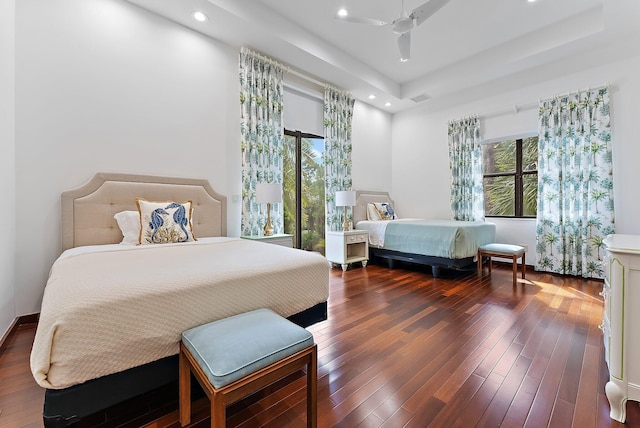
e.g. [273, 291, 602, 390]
[336, 0, 451, 62]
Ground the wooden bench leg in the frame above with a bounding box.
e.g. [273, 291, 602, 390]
[179, 344, 191, 427]
[308, 345, 318, 428]
[212, 393, 225, 428]
[522, 252, 526, 279]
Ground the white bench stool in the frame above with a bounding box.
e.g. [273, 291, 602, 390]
[478, 243, 526, 286]
[179, 308, 317, 428]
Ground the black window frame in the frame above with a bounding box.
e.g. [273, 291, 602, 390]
[482, 137, 538, 218]
[284, 129, 324, 249]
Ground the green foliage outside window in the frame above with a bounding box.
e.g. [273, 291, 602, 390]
[482, 136, 538, 217]
[283, 134, 326, 254]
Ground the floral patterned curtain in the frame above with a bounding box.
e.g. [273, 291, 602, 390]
[536, 87, 614, 278]
[239, 48, 285, 236]
[447, 116, 484, 221]
[324, 86, 355, 231]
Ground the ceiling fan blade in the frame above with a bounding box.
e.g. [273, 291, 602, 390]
[398, 32, 411, 61]
[411, 0, 450, 26]
[336, 14, 388, 26]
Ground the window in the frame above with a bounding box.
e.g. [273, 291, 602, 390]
[482, 136, 538, 217]
[283, 130, 325, 254]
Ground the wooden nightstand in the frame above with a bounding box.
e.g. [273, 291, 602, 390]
[241, 234, 293, 248]
[325, 230, 369, 271]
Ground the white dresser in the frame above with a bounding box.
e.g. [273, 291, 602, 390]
[602, 234, 640, 422]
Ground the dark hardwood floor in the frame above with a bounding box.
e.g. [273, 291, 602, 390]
[2, 262, 640, 427]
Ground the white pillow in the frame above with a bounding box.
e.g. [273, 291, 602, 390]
[366, 204, 382, 221]
[136, 199, 195, 244]
[114, 210, 140, 245]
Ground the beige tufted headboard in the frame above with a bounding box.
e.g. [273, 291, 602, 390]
[353, 190, 395, 225]
[61, 172, 227, 251]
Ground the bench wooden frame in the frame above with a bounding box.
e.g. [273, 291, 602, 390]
[477, 245, 526, 286]
[179, 342, 317, 428]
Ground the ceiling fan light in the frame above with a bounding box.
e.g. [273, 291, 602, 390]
[400, 57, 409, 62]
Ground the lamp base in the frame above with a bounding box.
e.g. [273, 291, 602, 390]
[342, 206, 349, 231]
[264, 202, 274, 236]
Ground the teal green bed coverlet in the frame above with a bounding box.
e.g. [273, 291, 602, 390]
[383, 220, 496, 259]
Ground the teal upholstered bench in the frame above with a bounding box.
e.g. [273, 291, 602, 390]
[478, 243, 526, 286]
[179, 308, 317, 428]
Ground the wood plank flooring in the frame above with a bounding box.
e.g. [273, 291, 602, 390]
[1, 262, 640, 427]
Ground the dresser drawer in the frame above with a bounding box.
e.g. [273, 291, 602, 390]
[347, 233, 368, 244]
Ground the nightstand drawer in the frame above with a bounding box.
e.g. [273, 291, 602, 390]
[347, 233, 368, 244]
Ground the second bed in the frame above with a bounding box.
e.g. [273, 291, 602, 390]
[354, 190, 495, 277]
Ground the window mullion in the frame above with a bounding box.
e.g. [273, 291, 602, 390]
[515, 139, 521, 217]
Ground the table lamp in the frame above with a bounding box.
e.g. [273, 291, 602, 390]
[335, 190, 356, 232]
[256, 183, 282, 236]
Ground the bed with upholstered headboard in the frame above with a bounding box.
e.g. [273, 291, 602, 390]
[33, 173, 329, 427]
[353, 190, 496, 277]
[61, 172, 228, 250]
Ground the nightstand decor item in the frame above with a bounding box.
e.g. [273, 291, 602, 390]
[256, 183, 282, 237]
[335, 190, 356, 232]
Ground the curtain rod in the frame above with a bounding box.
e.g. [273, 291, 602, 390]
[481, 101, 538, 120]
[285, 67, 326, 88]
[481, 81, 610, 120]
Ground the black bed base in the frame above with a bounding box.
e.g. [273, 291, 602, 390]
[42, 302, 328, 428]
[370, 248, 476, 277]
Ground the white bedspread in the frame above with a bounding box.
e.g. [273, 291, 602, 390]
[30, 238, 329, 389]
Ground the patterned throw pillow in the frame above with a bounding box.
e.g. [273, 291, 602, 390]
[374, 202, 397, 220]
[136, 199, 195, 244]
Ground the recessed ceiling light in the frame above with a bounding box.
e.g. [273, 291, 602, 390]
[385, 102, 391, 107]
[337, 8, 349, 18]
[193, 11, 208, 22]
[527, 0, 536, 2]
[368, 94, 376, 100]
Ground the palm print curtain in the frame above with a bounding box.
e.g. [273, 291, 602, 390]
[239, 48, 285, 236]
[324, 86, 355, 231]
[447, 116, 484, 221]
[536, 87, 614, 278]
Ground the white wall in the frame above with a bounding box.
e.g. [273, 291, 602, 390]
[15, 0, 240, 315]
[392, 53, 640, 264]
[13, 0, 393, 317]
[0, 0, 16, 336]
[351, 101, 393, 193]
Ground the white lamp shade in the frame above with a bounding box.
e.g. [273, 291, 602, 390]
[335, 190, 356, 207]
[255, 183, 282, 204]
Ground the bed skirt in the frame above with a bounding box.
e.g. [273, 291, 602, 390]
[42, 302, 327, 428]
[370, 247, 476, 277]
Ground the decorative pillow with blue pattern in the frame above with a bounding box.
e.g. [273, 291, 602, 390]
[136, 199, 195, 244]
[374, 202, 397, 220]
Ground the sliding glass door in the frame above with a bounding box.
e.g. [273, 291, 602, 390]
[283, 130, 325, 254]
